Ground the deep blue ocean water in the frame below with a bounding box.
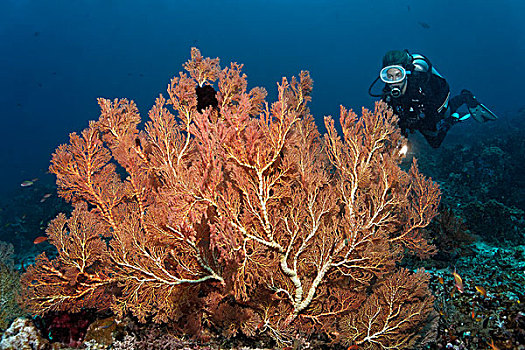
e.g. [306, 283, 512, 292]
[0, 0, 524, 198]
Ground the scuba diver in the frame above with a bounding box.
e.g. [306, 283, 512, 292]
[369, 49, 498, 148]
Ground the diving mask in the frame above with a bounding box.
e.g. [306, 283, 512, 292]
[380, 65, 406, 84]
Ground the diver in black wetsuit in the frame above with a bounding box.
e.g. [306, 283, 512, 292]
[368, 50, 497, 148]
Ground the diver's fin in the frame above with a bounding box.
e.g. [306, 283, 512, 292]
[468, 103, 498, 123]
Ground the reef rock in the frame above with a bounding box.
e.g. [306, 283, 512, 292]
[0, 317, 49, 350]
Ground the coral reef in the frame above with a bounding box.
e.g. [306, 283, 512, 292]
[397, 106, 525, 349]
[425, 242, 525, 349]
[426, 205, 474, 264]
[32, 310, 97, 347]
[462, 199, 524, 244]
[420, 125, 525, 247]
[19, 48, 440, 348]
[0, 241, 23, 332]
[0, 318, 49, 350]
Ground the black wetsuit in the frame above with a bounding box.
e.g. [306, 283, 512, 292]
[382, 71, 452, 148]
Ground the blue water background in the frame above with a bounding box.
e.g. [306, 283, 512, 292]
[1, 0, 524, 197]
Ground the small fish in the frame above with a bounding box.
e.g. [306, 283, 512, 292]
[40, 193, 52, 202]
[475, 285, 487, 297]
[33, 236, 48, 244]
[418, 21, 430, 29]
[20, 180, 34, 187]
[438, 276, 444, 284]
[347, 346, 359, 350]
[99, 319, 116, 329]
[471, 310, 475, 319]
[452, 268, 464, 293]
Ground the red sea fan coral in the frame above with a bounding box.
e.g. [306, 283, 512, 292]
[21, 48, 439, 348]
